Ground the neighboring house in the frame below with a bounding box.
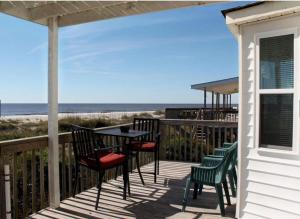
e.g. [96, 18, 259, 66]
[223, 2, 300, 218]
[191, 77, 239, 109]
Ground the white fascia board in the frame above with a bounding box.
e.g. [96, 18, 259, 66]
[225, 1, 300, 38]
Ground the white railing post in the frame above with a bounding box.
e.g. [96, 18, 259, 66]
[4, 165, 11, 219]
[48, 16, 60, 208]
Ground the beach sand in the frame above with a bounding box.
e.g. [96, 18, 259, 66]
[0, 111, 159, 123]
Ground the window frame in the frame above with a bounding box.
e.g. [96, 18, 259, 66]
[254, 28, 299, 154]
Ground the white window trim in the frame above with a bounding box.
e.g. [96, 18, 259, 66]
[254, 27, 300, 156]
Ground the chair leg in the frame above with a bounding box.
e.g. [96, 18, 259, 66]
[193, 183, 198, 199]
[154, 150, 157, 183]
[72, 165, 79, 197]
[215, 184, 225, 216]
[95, 171, 105, 210]
[222, 178, 231, 206]
[157, 148, 160, 175]
[114, 166, 119, 180]
[198, 183, 203, 195]
[182, 178, 192, 212]
[232, 167, 237, 186]
[131, 155, 133, 173]
[122, 164, 128, 200]
[136, 152, 145, 185]
[127, 170, 131, 196]
[228, 171, 236, 197]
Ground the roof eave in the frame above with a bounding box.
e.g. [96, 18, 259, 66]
[223, 1, 300, 38]
[191, 77, 239, 94]
[221, 1, 265, 18]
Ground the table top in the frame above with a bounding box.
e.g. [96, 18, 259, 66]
[94, 128, 149, 138]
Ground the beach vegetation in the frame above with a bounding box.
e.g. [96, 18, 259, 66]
[153, 110, 164, 116]
[0, 111, 161, 141]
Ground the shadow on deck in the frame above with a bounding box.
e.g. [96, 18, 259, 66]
[29, 161, 236, 219]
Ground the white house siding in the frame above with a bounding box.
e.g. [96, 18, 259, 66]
[239, 14, 300, 219]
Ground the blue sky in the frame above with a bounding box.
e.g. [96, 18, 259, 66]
[0, 2, 246, 104]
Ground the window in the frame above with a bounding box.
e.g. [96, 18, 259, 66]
[260, 34, 294, 89]
[260, 94, 293, 148]
[257, 33, 295, 150]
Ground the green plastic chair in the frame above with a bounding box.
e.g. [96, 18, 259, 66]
[182, 142, 237, 216]
[205, 142, 238, 197]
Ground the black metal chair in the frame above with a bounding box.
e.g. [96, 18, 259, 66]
[130, 118, 160, 184]
[71, 125, 129, 210]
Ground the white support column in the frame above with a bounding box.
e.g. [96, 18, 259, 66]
[48, 16, 60, 208]
[236, 28, 243, 219]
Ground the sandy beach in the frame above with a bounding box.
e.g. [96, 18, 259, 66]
[0, 111, 159, 123]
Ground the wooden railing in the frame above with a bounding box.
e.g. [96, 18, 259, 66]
[0, 123, 153, 219]
[159, 119, 238, 162]
[0, 119, 238, 218]
[165, 108, 238, 122]
[165, 108, 200, 119]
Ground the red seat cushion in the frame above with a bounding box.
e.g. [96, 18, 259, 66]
[141, 142, 156, 151]
[79, 152, 125, 169]
[99, 153, 125, 168]
[131, 141, 156, 151]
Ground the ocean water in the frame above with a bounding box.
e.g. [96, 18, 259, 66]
[0, 103, 203, 116]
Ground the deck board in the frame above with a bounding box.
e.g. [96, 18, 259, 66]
[29, 161, 236, 219]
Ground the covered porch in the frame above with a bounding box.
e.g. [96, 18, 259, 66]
[165, 77, 239, 120]
[191, 77, 239, 110]
[0, 1, 238, 219]
[29, 161, 236, 219]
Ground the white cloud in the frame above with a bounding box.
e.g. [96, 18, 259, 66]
[26, 9, 217, 56]
[60, 34, 230, 63]
[59, 14, 201, 41]
[26, 42, 47, 55]
[65, 69, 115, 76]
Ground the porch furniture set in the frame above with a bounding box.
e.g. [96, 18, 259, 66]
[182, 141, 238, 216]
[71, 118, 160, 210]
[71, 117, 237, 216]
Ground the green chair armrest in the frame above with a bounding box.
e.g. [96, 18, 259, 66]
[214, 149, 227, 156]
[191, 165, 217, 184]
[191, 165, 216, 170]
[223, 142, 233, 148]
[205, 155, 224, 159]
[202, 156, 222, 167]
[214, 148, 227, 152]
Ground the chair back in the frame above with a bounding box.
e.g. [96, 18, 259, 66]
[133, 118, 160, 142]
[223, 142, 233, 148]
[221, 142, 237, 170]
[71, 125, 97, 162]
[215, 142, 237, 184]
[229, 143, 238, 169]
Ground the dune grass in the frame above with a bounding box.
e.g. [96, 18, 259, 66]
[0, 112, 158, 141]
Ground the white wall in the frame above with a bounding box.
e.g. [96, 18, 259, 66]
[239, 14, 300, 219]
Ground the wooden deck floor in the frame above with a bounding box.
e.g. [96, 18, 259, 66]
[29, 161, 236, 219]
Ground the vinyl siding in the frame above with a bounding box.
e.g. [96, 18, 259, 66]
[239, 14, 300, 218]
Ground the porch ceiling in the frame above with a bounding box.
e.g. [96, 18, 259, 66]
[0, 1, 212, 27]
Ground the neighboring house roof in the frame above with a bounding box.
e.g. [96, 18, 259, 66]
[191, 77, 238, 94]
[221, 1, 265, 17]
